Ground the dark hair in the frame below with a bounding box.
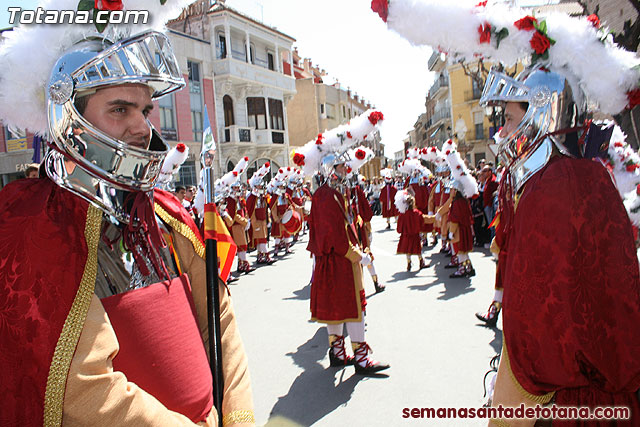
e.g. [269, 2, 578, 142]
[24, 164, 39, 178]
[175, 185, 186, 193]
[74, 95, 90, 115]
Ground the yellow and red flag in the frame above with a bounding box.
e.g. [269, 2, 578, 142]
[204, 203, 237, 283]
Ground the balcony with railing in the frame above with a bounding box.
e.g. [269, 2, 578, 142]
[223, 125, 252, 143]
[428, 76, 449, 98]
[432, 108, 451, 124]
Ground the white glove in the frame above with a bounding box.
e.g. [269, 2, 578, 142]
[223, 211, 231, 220]
[435, 213, 442, 221]
[360, 253, 372, 266]
[428, 211, 433, 216]
[245, 219, 251, 231]
[448, 232, 454, 240]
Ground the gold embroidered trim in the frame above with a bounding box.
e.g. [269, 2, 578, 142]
[222, 409, 256, 426]
[43, 205, 102, 427]
[155, 203, 205, 259]
[502, 339, 555, 405]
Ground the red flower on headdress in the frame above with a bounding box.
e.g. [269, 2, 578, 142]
[233, 171, 238, 176]
[627, 89, 640, 109]
[514, 16, 537, 31]
[293, 153, 305, 166]
[355, 149, 366, 160]
[370, 0, 389, 23]
[244, 156, 249, 161]
[478, 22, 492, 44]
[430, 147, 437, 152]
[279, 168, 283, 173]
[637, 184, 640, 196]
[316, 134, 323, 145]
[368, 111, 384, 125]
[530, 31, 552, 55]
[265, 162, 270, 168]
[475, 1, 487, 7]
[614, 142, 624, 148]
[176, 143, 186, 153]
[456, 165, 462, 170]
[347, 131, 353, 139]
[346, 166, 353, 174]
[287, 167, 291, 171]
[95, 0, 123, 11]
[587, 14, 601, 29]
[626, 164, 639, 172]
[445, 150, 451, 156]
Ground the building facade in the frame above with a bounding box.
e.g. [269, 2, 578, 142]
[168, 0, 297, 182]
[425, 51, 452, 151]
[286, 48, 385, 178]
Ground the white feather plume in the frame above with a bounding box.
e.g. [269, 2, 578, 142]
[346, 146, 375, 172]
[292, 109, 384, 177]
[249, 162, 271, 188]
[394, 189, 411, 214]
[157, 143, 188, 185]
[445, 148, 479, 198]
[0, 0, 192, 135]
[380, 167, 394, 179]
[382, 0, 640, 115]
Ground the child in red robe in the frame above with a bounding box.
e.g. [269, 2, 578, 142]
[395, 192, 434, 271]
[447, 184, 475, 278]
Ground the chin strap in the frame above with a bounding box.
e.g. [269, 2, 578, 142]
[122, 191, 170, 281]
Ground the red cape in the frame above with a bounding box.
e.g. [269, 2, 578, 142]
[0, 178, 96, 426]
[502, 157, 640, 415]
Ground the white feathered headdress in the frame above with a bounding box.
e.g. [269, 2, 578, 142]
[346, 146, 375, 173]
[371, 0, 640, 115]
[292, 110, 385, 176]
[0, 0, 193, 135]
[444, 143, 479, 198]
[249, 162, 271, 188]
[380, 167, 394, 179]
[157, 143, 189, 186]
[394, 189, 413, 214]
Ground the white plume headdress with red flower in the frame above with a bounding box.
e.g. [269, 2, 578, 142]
[346, 146, 375, 173]
[372, 0, 640, 115]
[0, 0, 193, 135]
[444, 142, 479, 198]
[292, 109, 384, 177]
[249, 162, 271, 188]
[394, 189, 413, 214]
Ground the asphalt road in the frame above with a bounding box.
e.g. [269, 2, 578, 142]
[228, 214, 502, 426]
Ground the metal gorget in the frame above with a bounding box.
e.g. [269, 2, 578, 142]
[509, 137, 560, 195]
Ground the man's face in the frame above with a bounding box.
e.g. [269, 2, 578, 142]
[499, 102, 527, 139]
[176, 189, 186, 201]
[82, 83, 154, 150]
[185, 188, 194, 201]
[26, 170, 38, 179]
[334, 163, 347, 178]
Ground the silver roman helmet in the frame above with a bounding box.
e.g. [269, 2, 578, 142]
[44, 30, 185, 224]
[480, 65, 589, 168]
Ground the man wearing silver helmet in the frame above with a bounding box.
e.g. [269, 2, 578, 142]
[307, 151, 390, 374]
[481, 64, 640, 421]
[0, 7, 253, 427]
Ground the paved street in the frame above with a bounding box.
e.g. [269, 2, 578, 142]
[229, 215, 502, 426]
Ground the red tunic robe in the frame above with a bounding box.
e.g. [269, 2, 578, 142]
[246, 193, 269, 245]
[380, 183, 398, 218]
[448, 196, 474, 253]
[500, 156, 640, 416]
[396, 209, 424, 255]
[308, 184, 365, 323]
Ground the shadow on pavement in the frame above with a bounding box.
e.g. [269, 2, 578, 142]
[284, 282, 311, 301]
[267, 328, 374, 426]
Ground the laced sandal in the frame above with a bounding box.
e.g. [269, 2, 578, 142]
[328, 335, 354, 367]
[445, 255, 459, 269]
[352, 342, 390, 375]
[475, 301, 502, 327]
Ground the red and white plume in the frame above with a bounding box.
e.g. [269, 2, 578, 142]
[445, 145, 478, 198]
[157, 143, 189, 185]
[406, 147, 420, 160]
[249, 162, 271, 188]
[372, 0, 640, 115]
[292, 109, 385, 176]
[346, 146, 375, 173]
[422, 146, 447, 167]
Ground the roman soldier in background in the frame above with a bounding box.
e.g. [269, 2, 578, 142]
[428, 164, 453, 257]
[247, 163, 274, 265]
[380, 169, 398, 229]
[224, 181, 255, 274]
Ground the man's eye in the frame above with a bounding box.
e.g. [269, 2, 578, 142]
[113, 107, 126, 114]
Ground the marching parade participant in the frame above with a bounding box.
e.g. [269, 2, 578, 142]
[346, 146, 385, 294]
[0, 0, 254, 424]
[380, 167, 398, 229]
[247, 162, 275, 265]
[394, 189, 433, 271]
[269, 169, 297, 256]
[374, 0, 640, 422]
[443, 149, 479, 279]
[221, 158, 254, 275]
[293, 109, 390, 374]
[425, 146, 453, 256]
[286, 168, 306, 242]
